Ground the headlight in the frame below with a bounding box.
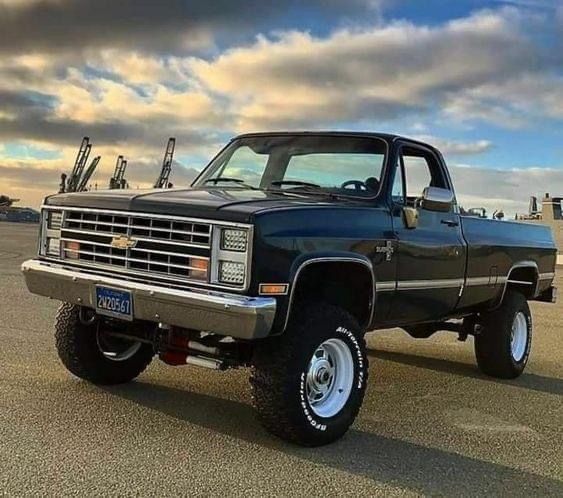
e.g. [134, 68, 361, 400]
[41, 210, 63, 257]
[46, 237, 61, 257]
[218, 261, 245, 285]
[211, 224, 251, 288]
[47, 211, 62, 230]
[221, 229, 248, 252]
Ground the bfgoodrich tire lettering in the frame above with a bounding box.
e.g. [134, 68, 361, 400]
[250, 303, 368, 446]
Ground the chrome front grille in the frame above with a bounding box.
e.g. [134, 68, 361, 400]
[59, 210, 211, 283]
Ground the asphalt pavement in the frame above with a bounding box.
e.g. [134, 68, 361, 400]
[1, 222, 561, 496]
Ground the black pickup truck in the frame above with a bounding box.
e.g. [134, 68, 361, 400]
[22, 132, 557, 446]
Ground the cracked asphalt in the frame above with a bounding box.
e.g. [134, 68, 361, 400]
[1, 222, 562, 496]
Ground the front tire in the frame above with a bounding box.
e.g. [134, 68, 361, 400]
[474, 290, 532, 379]
[250, 303, 368, 446]
[55, 303, 154, 385]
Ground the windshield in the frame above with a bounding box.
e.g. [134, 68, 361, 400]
[194, 135, 387, 197]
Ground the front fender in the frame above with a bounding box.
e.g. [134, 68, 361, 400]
[281, 253, 376, 332]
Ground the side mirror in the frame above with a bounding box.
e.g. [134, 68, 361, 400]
[420, 186, 454, 212]
[403, 206, 419, 229]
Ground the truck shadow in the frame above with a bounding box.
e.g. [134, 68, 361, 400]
[103, 382, 563, 496]
[367, 349, 563, 396]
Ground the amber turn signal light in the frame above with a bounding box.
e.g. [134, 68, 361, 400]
[64, 241, 80, 260]
[259, 283, 288, 295]
[189, 258, 209, 280]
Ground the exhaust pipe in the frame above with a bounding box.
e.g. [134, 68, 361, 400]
[186, 355, 223, 370]
[187, 340, 220, 356]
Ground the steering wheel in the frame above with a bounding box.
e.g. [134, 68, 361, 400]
[341, 180, 367, 191]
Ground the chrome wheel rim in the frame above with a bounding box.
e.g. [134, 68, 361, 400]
[511, 311, 528, 362]
[306, 338, 354, 418]
[96, 326, 142, 362]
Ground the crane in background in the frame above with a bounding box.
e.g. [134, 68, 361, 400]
[154, 137, 176, 189]
[59, 137, 101, 193]
[76, 155, 101, 192]
[108, 155, 129, 189]
[62, 137, 91, 193]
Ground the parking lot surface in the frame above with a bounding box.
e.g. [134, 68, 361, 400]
[1, 222, 561, 496]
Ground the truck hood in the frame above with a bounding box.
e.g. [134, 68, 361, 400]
[45, 187, 351, 222]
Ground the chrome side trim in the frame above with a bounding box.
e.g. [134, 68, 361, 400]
[284, 257, 376, 331]
[379, 275, 513, 293]
[465, 276, 492, 287]
[498, 261, 539, 305]
[397, 278, 464, 290]
[376, 281, 396, 292]
[339, 271, 546, 297]
[21, 259, 275, 340]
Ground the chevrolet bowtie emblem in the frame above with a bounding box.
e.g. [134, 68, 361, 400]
[110, 235, 137, 250]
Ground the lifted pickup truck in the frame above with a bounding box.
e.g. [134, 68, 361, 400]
[22, 132, 557, 446]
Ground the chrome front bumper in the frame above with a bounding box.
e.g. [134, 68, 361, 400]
[21, 259, 276, 339]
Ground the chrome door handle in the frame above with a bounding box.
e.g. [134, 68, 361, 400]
[441, 219, 459, 227]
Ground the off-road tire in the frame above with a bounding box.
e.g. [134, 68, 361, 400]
[250, 303, 368, 446]
[55, 303, 154, 385]
[474, 290, 532, 379]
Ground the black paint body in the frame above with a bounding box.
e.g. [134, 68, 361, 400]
[46, 132, 557, 335]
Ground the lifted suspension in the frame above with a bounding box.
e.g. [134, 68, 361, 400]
[76, 308, 253, 370]
[155, 324, 252, 370]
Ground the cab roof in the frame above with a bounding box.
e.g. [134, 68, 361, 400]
[233, 131, 438, 151]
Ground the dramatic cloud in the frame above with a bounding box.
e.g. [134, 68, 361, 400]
[0, 1, 561, 210]
[443, 75, 563, 126]
[190, 8, 551, 129]
[412, 136, 493, 156]
[0, 0, 381, 56]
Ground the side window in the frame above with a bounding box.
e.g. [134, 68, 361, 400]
[402, 155, 433, 198]
[400, 147, 447, 204]
[391, 159, 405, 204]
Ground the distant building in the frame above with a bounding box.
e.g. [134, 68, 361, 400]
[517, 193, 562, 265]
[4, 208, 40, 223]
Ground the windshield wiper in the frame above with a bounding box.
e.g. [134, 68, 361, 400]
[204, 177, 257, 190]
[269, 180, 341, 200]
[270, 180, 322, 189]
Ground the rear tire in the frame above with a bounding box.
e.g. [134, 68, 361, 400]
[250, 303, 368, 446]
[55, 303, 154, 385]
[474, 290, 532, 379]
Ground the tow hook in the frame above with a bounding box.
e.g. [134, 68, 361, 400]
[78, 306, 97, 325]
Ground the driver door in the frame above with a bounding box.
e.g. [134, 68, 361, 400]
[387, 144, 466, 324]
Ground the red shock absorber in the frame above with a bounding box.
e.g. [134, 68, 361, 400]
[159, 329, 191, 366]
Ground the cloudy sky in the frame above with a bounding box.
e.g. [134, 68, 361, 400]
[1, 0, 562, 216]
